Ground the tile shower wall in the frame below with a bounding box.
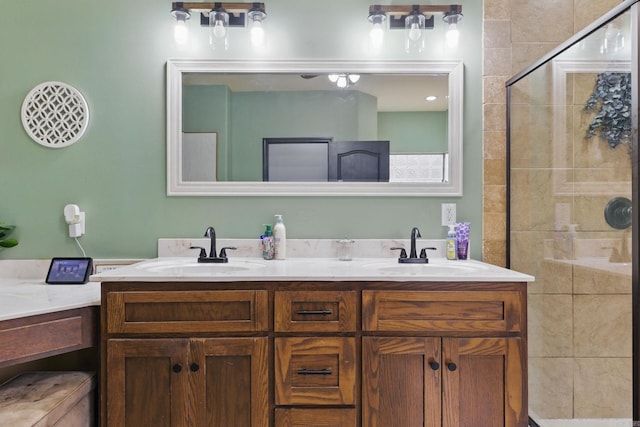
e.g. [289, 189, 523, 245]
[494, 1, 632, 420]
[481, 0, 620, 265]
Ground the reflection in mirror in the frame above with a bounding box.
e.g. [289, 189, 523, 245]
[167, 60, 463, 196]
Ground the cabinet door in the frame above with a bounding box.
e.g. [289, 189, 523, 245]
[362, 337, 441, 427]
[442, 337, 526, 427]
[107, 339, 189, 427]
[190, 337, 269, 427]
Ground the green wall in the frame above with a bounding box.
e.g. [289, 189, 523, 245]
[230, 90, 377, 181]
[0, 0, 484, 260]
[379, 111, 448, 153]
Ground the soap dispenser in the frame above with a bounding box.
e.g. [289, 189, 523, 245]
[446, 224, 458, 260]
[273, 214, 286, 260]
[261, 224, 274, 260]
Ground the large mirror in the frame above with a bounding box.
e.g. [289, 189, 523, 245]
[167, 59, 463, 196]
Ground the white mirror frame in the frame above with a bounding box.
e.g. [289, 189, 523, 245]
[167, 59, 463, 196]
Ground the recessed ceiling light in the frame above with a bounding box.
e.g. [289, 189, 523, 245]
[425, 95, 437, 101]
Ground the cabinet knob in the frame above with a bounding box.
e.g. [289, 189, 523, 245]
[447, 362, 457, 371]
[428, 360, 440, 371]
[172, 363, 183, 373]
[190, 363, 200, 372]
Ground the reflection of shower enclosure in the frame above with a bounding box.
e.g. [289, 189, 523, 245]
[507, 1, 638, 425]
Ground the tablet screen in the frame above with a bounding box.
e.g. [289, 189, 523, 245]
[46, 258, 93, 284]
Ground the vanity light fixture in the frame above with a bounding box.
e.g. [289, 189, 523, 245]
[170, 2, 267, 49]
[367, 4, 463, 51]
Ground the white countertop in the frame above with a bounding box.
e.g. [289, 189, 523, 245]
[0, 239, 534, 323]
[0, 279, 100, 322]
[91, 256, 535, 283]
[0, 260, 100, 322]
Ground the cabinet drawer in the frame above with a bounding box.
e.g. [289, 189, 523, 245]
[106, 290, 268, 334]
[275, 408, 357, 427]
[362, 290, 522, 333]
[275, 337, 356, 405]
[275, 291, 357, 333]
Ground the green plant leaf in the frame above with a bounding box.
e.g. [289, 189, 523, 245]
[0, 239, 18, 248]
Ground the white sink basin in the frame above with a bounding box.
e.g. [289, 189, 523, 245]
[135, 258, 267, 276]
[359, 259, 492, 276]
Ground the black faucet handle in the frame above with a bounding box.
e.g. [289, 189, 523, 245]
[419, 247, 438, 259]
[219, 246, 237, 258]
[391, 247, 408, 259]
[190, 246, 207, 259]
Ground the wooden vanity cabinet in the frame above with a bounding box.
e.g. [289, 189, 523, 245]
[274, 290, 358, 426]
[101, 281, 527, 427]
[362, 289, 527, 427]
[101, 286, 270, 427]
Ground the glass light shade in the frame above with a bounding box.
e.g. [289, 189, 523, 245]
[248, 10, 267, 48]
[405, 13, 426, 53]
[443, 12, 463, 49]
[328, 74, 339, 83]
[171, 8, 191, 46]
[348, 74, 361, 84]
[446, 23, 460, 48]
[209, 10, 229, 50]
[174, 20, 189, 46]
[336, 75, 348, 88]
[368, 13, 387, 49]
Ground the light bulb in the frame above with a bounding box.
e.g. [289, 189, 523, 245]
[213, 19, 226, 38]
[337, 76, 347, 88]
[408, 22, 422, 41]
[348, 74, 360, 84]
[250, 20, 265, 47]
[446, 23, 459, 48]
[370, 23, 384, 48]
[174, 20, 189, 46]
[328, 74, 339, 83]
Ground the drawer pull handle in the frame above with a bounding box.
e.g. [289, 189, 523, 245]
[296, 310, 333, 315]
[190, 363, 200, 372]
[172, 363, 183, 373]
[428, 360, 440, 371]
[297, 369, 332, 375]
[447, 362, 457, 372]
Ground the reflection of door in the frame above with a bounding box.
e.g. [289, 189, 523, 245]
[262, 137, 332, 182]
[328, 140, 389, 182]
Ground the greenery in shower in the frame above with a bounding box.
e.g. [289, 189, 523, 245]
[0, 222, 18, 249]
[584, 72, 632, 149]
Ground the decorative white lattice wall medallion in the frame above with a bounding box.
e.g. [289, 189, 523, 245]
[21, 81, 90, 148]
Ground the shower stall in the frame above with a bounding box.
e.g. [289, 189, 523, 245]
[506, 1, 639, 426]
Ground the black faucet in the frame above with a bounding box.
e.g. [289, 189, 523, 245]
[190, 226, 236, 263]
[204, 226, 217, 259]
[409, 227, 421, 259]
[391, 227, 436, 264]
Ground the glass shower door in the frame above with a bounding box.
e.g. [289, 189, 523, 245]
[507, 4, 636, 425]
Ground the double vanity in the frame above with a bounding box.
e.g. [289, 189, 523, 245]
[93, 243, 533, 427]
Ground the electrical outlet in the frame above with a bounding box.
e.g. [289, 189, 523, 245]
[441, 203, 456, 226]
